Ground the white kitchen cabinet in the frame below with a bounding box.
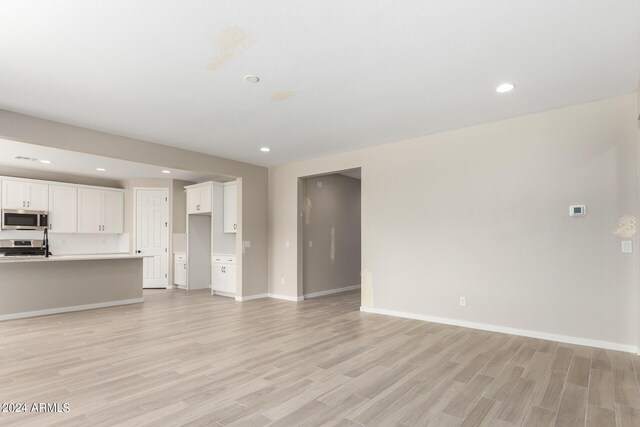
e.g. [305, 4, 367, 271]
[186, 184, 212, 214]
[174, 253, 187, 289]
[102, 190, 124, 233]
[48, 184, 78, 233]
[78, 188, 124, 234]
[223, 181, 237, 233]
[1, 179, 48, 210]
[78, 189, 101, 233]
[212, 254, 236, 294]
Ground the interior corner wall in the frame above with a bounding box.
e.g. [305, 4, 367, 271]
[269, 93, 640, 350]
[172, 179, 195, 235]
[302, 174, 361, 296]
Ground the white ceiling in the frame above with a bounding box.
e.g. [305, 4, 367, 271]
[0, 138, 216, 182]
[0, 1, 638, 167]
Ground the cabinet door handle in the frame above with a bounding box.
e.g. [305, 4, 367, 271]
[27, 201, 30, 208]
[233, 224, 237, 230]
[22, 201, 25, 207]
[184, 264, 187, 269]
[49, 224, 52, 230]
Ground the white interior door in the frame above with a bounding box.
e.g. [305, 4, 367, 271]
[136, 189, 169, 289]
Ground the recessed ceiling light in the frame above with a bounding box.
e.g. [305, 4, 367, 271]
[162, 170, 171, 174]
[260, 147, 271, 152]
[244, 75, 260, 83]
[40, 160, 51, 164]
[96, 168, 106, 172]
[496, 83, 515, 93]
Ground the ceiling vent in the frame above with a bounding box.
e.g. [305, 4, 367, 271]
[14, 156, 38, 161]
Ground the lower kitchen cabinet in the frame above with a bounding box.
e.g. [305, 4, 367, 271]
[211, 254, 236, 295]
[174, 253, 187, 289]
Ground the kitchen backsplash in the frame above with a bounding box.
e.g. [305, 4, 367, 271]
[0, 230, 129, 255]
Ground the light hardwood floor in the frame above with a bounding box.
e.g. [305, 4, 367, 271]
[1, 289, 639, 426]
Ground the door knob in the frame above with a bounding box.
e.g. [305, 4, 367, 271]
[136, 250, 142, 253]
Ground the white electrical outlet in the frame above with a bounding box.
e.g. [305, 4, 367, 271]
[459, 297, 466, 307]
[285, 240, 290, 248]
[309, 241, 313, 247]
[622, 240, 633, 254]
[280, 278, 285, 285]
[317, 181, 323, 188]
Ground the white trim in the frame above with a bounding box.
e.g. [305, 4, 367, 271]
[360, 306, 637, 354]
[213, 290, 236, 298]
[304, 285, 361, 299]
[235, 293, 268, 301]
[0, 298, 144, 322]
[268, 293, 304, 302]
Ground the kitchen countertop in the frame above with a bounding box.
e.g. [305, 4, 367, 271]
[0, 254, 147, 264]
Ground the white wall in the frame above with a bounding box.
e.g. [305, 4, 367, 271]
[269, 94, 639, 351]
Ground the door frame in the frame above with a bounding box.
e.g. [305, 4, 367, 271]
[133, 187, 171, 289]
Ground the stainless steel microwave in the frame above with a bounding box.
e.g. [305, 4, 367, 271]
[1, 209, 48, 231]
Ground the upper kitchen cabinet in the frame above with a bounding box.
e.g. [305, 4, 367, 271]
[102, 190, 124, 233]
[48, 184, 78, 233]
[186, 183, 212, 215]
[2, 179, 48, 210]
[78, 188, 124, 234]
[223, 181, 237, 233]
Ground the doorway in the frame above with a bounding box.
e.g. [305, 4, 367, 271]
[135, 188, 169, 289]
[301, 169, 361, 299]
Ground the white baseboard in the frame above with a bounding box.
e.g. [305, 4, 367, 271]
[268, 293, 304, 302]
[0, 298, 145, 322]
[304, 285, 361, 299]
[235, 293, 268, 301]
[213, 290, 236, 299]
[360, 306, 637, 354]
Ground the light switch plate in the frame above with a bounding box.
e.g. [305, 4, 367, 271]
[308, 241, 313, 247]
[243, 241, 251, 248]
[622, 240, 633, 253]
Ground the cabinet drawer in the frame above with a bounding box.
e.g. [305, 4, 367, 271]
[213, 254, 236, 264]
[175, 254, 187, 261]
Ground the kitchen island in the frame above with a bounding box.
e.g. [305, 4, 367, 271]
[0, 254, 145, 320]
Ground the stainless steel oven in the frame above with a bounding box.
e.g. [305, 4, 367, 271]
[1, 209, 49, 231]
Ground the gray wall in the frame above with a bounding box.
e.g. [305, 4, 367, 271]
[0, 110, 268, 298]
[172, 179, 194, 234]
[269, 94, 640, 350]
[303, 174, 361, 296]
[0, 259, 142, 317]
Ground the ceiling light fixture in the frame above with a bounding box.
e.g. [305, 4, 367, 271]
[244, 75, 260, 83]
[96, 168, 106, 172]
[496, 83, 515, 93]
[39, 160, 51, 164]
[260, 147, 271, 152]
[162, 170, 171, 174]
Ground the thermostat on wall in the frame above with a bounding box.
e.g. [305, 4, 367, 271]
[569, 205, 586, 216]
